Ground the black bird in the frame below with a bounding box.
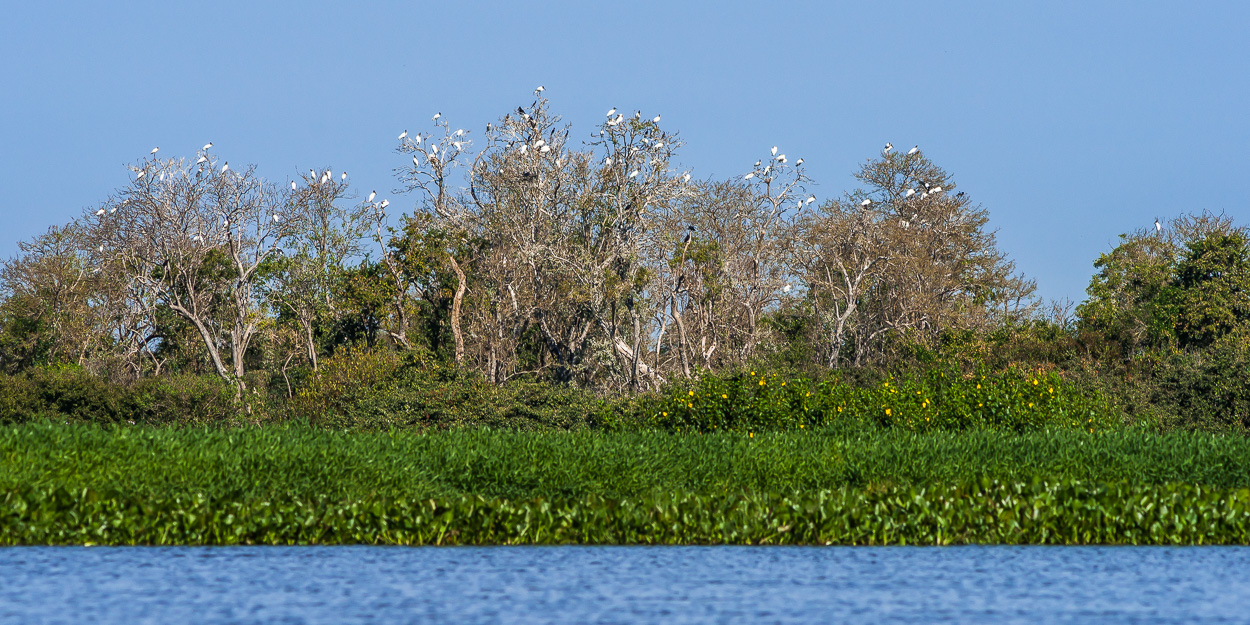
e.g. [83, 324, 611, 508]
[955, 191, 965, 198]
[517, 106, 525, 115]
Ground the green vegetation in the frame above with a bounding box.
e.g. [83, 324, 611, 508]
[5, 424, 1250, 501]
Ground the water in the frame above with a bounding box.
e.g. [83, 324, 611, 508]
[1, 546, 1248, 624]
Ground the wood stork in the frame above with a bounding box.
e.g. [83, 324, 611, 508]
[652, 115, 661, 123]
[341, 172, 347, 181]
[1155, 219, 1162, 233]
[907, 146, 919, 155]
[202, 142, 213, 151]
[221, 162, 229, 173]
[432, 112, 441, 121]
[883, 142, 893, 154]
[744, 173, 755, 180]
[606, 108, 616, 117]
[95, 208, 106, 216]
[368, 190, 376, 203]
[292, 181, 297, 190]
[771, 146, 778, 156]
[905, 188, 916, 197]
[535, 85, 545, 95]
[399, 130, 408, 140]
[379, 199, 389, 209]
[150, 147, 159, 155]
[629, 170, 639, 178]
[861, 198, 872, 207]
[796, 158, 804, 166]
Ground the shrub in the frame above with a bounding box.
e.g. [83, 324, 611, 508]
[648, 364, 1121, 433]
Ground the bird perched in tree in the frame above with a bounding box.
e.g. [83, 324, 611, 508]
[861, 199, 872, 207]
[368, 190, 376, 203]
[272, 213, 283, 223]
[534, 85, 545, 95]
[196, 156, 207, 164]
[796, 158, 804, 166]
[291, 181, 297, 190]
[883, 142, 893, 154]
[652, 115, 661, 123]
[399, 130, 408, 140]
[771, 146, 778, 156]
[744, 173, 755, 180]
[221, 162, 229, 173]
[1155, 219, 1162, 233]
[905, 188, 916, 198]
[379, 199, 389, 209]
[806, 195, 816, 204]
[202, 142, 213, 151]
[95, 208, 106, 216]
[629, 170, 639, 178]
[606, 108, 616, 117]
[136, 169, 145, 180]
[907, 145, 919, 155]
[931, 186, 942, 193]
[150, 147, 159, 155]
[683, 173, 692, 182]
[341, 172, 347, 181]
[432, 112, 442, 121]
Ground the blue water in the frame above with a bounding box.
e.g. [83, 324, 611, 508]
[1, 546, 1248, 624]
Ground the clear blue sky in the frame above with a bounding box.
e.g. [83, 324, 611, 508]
[2, 2, 1247, 305]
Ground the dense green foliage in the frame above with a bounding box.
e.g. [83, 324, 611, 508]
[5, 481, 1250, 546]
[6, 425, 1250, 502]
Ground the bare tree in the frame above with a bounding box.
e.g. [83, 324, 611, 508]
[89, 150, 301, 398]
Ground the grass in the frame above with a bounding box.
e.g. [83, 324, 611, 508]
[4, 423, 1250, 502]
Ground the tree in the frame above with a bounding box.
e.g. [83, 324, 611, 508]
[88, 151, 306, 398]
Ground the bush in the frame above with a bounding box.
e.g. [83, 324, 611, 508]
[290, 345, 623, 431]
[0, 366, 126, 425]
[126, 375, 239, 426]
[648, 364, 1121, 433]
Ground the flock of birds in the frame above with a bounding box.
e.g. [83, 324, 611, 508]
[101, 85, 1169, 247]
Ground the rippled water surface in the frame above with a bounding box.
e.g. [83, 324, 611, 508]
[2, 546, 1249, 624]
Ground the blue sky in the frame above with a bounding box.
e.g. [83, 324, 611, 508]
[1, 2, 1246, 305]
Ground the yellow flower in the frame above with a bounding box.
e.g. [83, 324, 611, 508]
[749, 432, 754, 438]
[751, 371, 755, 376]
[799, 424, 804, 429]
[885, 408, 892, 416]
[781, 382, 786, 386]
[759, 380, 765, 386]
[722, 394, 728, 399]
[688, 390, 695, 396]
[978, 403, 983, 408]
[1033, 379, 1038, 385]
[976, 384, 981, 389]
[1049, 387, 1054, 394]
[1028, 403, 1033, 408]
[687, 403, 693, 408]
[662, 412, 668, 417]
[837, 406, 843, 413]
[806, 392, 811, 397]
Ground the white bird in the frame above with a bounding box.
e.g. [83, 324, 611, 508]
[413, 155, 421, 166]
[432, 112, 441, 121]
[744, 173, 755, 180]
[534, 85, 545, 94]
[292, 181, 297, 190]
[905, 188, 916, 197]
[519, 144, 528, 153]
[196, 156, 207, 164]
[629, 170, 639, 178]
[776, 155, 787, 163]
[202, 142, 213, 151]
[1155, 219, 1162, 232]
[907, 145, 919, 155]
[796, 158, 804, 166]
[883, 142, 893, 154]
[861, 198, 872, 207]
[150, 147, 159, 155]
[341, 172, 347, 180]
[540, 145, 551, 153]
[95, 208, 106, 216]
[683, 173, 692, 182]
[221, 162, 229, 173]
[136, 169, 145, 180]
[604, 157, 613, 166]
[931, 186, 942, 193]
[534, 139, 545, 147]
[272, 213, 283, 223]
[606, 108, 616, 117]
[159, 171, 166, 182]
[806, 195, 816, 204]
[654, 142, 664, 149]
[379, 199, 389, 209]
[431, 144, 439, 154]
[771, 146, 778, 156]
[399, 130, 408, 140]
[652, 115, 661, 123]
[367, 190, 377, 203]
[97, 245, 104, 253]
[320, 173, 329, 184]
[454, 129, 464, 136]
